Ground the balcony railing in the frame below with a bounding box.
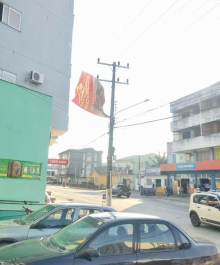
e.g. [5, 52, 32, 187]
[168, 133, 220, 153]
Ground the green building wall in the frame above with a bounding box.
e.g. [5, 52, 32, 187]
[0, 80, 52, 220]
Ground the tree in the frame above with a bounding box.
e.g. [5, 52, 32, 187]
[150, 152, 167, 166]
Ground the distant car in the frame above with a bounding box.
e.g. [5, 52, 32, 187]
[0, 203, 115, 247]
[0, 212, 219, 265]
[112, 184, 131, 198]
[189, 191, 220, 227]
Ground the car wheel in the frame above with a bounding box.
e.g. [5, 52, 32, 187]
[0, 242, 11, 247]
[127, 195, 130, 198]
[190, 213, 201, 227]
[116, 193, 121, 197]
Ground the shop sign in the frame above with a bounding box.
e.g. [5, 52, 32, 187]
[176, 163, 196, 170]
[216, 182, 220, 189]
[0, 158, 42, 180]
[156, 187, 165, 193]
[145, 167, 160, 176]
[48, 159, 68, 165]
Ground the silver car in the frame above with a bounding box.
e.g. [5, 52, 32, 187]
[0, 203, 115, 247]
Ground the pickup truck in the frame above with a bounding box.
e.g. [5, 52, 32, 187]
[112, 184, 131, 198]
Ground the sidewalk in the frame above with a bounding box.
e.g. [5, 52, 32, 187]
[131, 190, 190, 203]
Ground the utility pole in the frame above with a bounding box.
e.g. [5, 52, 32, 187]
[97, 59, 129, 206]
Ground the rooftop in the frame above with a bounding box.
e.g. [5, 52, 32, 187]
[170, 81, 220, 113]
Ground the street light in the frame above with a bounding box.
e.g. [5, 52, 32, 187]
[115, 99, 149, 115]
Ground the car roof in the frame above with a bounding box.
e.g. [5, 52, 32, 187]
[89, 212, 162, 222]
[50, 202, 115, 210]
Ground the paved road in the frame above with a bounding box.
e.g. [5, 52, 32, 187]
[47, 185, 220, 250]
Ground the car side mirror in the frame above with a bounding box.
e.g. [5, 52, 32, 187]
[31, 221, 45, 229]
[214, 204, 220, 211]
[75, 248, 99, 259]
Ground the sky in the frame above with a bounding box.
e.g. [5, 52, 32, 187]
[49, 0, 220, 162]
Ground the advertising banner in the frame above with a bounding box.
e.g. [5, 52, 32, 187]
[176, 163, 196, 170]
[72, 72, 109, 118]
[0, 158, 42, 180]
[48, 159, 68, 165]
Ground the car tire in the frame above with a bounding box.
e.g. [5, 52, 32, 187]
[116, 193, 121, 197]
[190, 213, 201, 227]
[0, 242, 11, 247]
[127, 195, 130, 198]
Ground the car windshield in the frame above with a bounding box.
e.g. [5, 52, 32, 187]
[18, 204, 55, 225]
[51, 215, 105, 251]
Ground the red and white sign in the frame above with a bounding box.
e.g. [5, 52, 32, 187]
[48, 159, 68, 165]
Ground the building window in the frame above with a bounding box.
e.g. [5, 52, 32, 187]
[0, 2, 21, 31]
[183, 131, 190, 139]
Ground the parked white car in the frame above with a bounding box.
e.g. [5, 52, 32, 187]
[189, 191, 220, 227]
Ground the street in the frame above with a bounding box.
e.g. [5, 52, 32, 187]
[47, 185, 220, 251]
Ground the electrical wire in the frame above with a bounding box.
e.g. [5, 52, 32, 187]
[0, 43, 71, 78]
[100, 0, 154, 57]
[115, 83, 220, 125]
[80, 132, 108, 149]
[1, 78, 69, 112]
[119, 0, 179, 56]
[33, 0, 74, 28]
[181, 2, 220, 33]
[163, 0, 193, 25]
[183, 0, 211, 21]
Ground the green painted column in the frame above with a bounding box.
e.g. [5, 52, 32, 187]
[0, 80, 52, 220]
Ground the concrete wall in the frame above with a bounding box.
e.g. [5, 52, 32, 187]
[0, 0, 74, 132]
[171, 107, 220, 132]
[0, 80, 52, 217]
[168, 133, 220, 153]
[170, 81, 220, 113]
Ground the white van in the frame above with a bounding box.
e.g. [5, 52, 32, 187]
[189, 191, 220, 227]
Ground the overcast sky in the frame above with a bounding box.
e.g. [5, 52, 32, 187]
[49, 0, 220, 162]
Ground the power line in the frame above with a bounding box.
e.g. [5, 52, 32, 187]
[0, 43, 71, 78]
[115, 103, 169, 124]
[80, 132, 108, 148]
[119, 0, 179, 56]
[100, 0, 154, 57]
[163, 0, 193, 25]
[1, 78, 68, 112]
[116, 83, 220, 125]
[115, 115, 174, 128]
[4, 73, 69, 111]
[183, 0, 211, 21]
[181, 2, 220, 33]
[33, 0, 74, 28]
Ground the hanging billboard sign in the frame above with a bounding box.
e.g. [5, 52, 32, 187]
[72, 72, 109, 118]
[0, 158, 42, 180]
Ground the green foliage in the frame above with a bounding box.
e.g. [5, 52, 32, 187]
[150, 152, 167, 166]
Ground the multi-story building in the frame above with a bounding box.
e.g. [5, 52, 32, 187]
[0, 0, 74, 219]
[161, 81, 220, 195]
[117, 154, 156, 190]
[58, 148, 103, 182]
[0, 0, 74, 145]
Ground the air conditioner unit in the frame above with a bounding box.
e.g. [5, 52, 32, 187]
[30, 71, 44, 84]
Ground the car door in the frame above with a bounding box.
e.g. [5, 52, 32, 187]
[28, 208, 76, 239]
[74, 222, 137, 265]
[137, 221, 185, 265]
[196, 194, 208, 221]
[206, 195, 220, 226]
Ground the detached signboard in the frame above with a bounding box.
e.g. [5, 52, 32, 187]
[48, 159, 68, 165]
[0, 158, 42, 180]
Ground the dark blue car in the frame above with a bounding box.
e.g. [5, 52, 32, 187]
[0, 212, 219, 265]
